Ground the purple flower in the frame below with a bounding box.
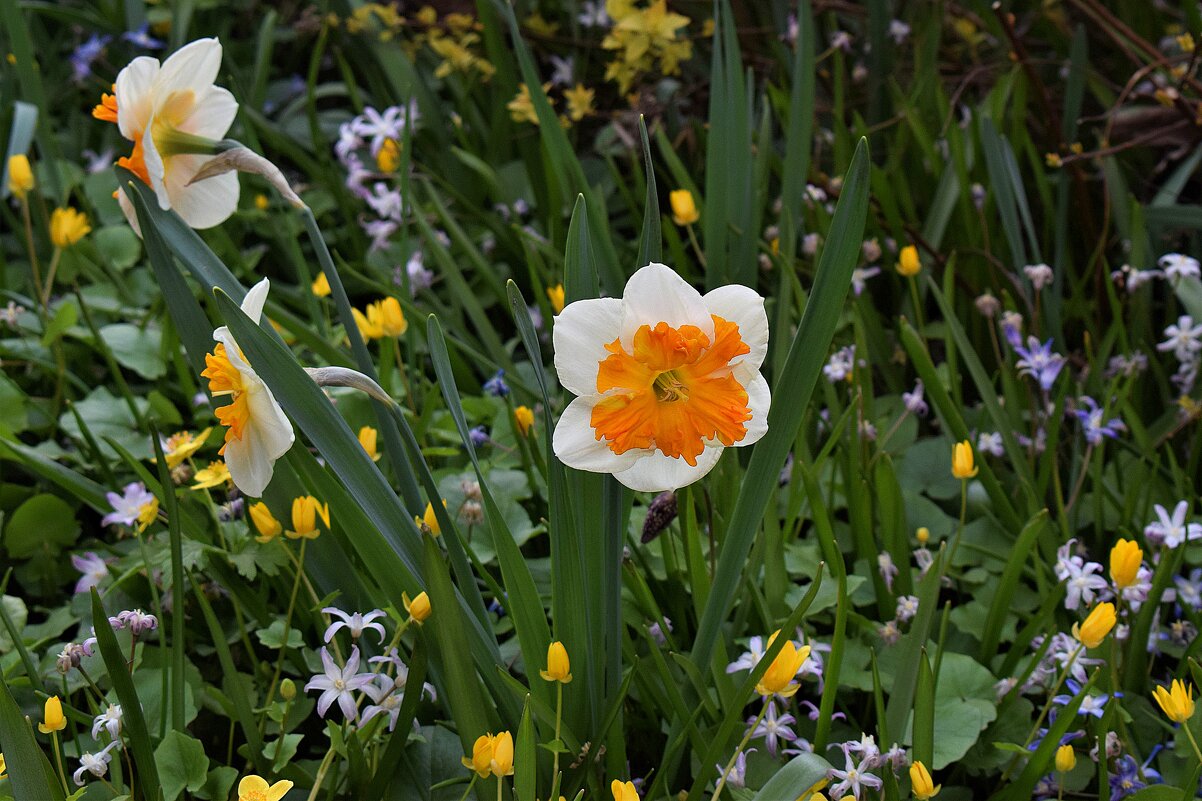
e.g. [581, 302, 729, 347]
[483, 370, 510, 397]
[102, 482, 156, 527]
[902, 380, 928, 417]
[122, 23, 164, 50]
[305, 646, 375, 721]
[1073, 397, 1124, 445]
[71, 551, 111, 594]
[748, 701, 796, 757]
[715, 748, 753, 790]
[851, 266, 880, 296]
[1014, 336, 1066, 391]
[322, 607, 388, 643]
[71, 34, 110, 84]
[1145, 500, 1202, 548]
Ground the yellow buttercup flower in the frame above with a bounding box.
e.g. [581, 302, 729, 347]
[404, 590, 431, 623]
[137, 497, 160, 533]
[670, 189, 700, 226]
[909, 760, 939, 800]
[1055, 744, 1076, 773]
[418, 500, 445, 535]
[376, 138, 400, 173]
[514, 405, 535, 436]
[50, 207, 91, 249]
[39, 696, 66, 734]
[373, 296, 407, 337]
[353, 306, 384, 340]
[540, 641, 573, 684]
[508, 83, 551, 125]
[1153, 679, 1196, 723]
[1109, 538, 1142, 589]
[249, 502, 283, 543]
[612, 779, 639, 801]
[237, 775, 294, 801]
[162, 428, 212, 468]
[462, 733, 494, 777]
[755, 630, 810, 698]
[1072, 602, 1116, 649]
[489, 730, 514, 777]
[896, 244, 921, 277]
[951, 440, 977, 479]
[564, 83, 596, 122]
[191, 459, 232, 490]
[312, 272, 331, 297]
[286, 495, 330, 539]
[547, 284, 565, 314]
[359, 426, 381, 461]
[7, 154, 34, 199]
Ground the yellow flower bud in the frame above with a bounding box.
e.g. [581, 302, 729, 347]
[237, 775, 293, 801]
[1109, 538, 1142, 589]
[547, 283, 565, 314]
[280, 678, 297, 701]
[909, 760, 940, 800]
[254, 193, 270, 210]
[50, 207, 91, 248]
[540, 640, 573, 683]
[353, 306, 384, 340]
[39, 695, 66, 734]
[1055, 744, 1076, 773]
[7, 154, 34, 199]
[461, 733, 493, 777]
[286, 496, 330, 539]
[612, 780, 640, 801]
[669, 189, 700, 226]
[951, 440, 977, 479]
[489, 730, 514, 777]
[404, 590, 431, 623]
[376, 138, 401, 173]
[358, 426, 380, 461]
[312, 272, 331, 297]
[1072, 602, 1116, 649]
[916, 526, 930, 545]
[376, 296, 407, 337]
[1153, 679, 1196, 723]
[514, 405, 535, 436]
[419, 500, 445, 536]
[249, 502, 283, 543]
[896, 244, 921, 277]
[754, 630, 810, 698]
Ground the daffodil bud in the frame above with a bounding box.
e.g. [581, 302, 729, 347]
[461, 734, 493, 777]
[1072, 602, 1116, 649]
[286, 496, 330, 539]
[489, 731, 514, 777]
[188, 144, 306, 208]
[669, 189, 700, 226]
[249, 502, 282, 543]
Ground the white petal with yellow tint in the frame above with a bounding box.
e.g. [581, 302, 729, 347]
[703, 283, 769, 376]
[153, 38, 224, 107]
[241, 278, 271, 323]
[552, 297, 623, 396]
[178, 85, 238, 140]
[162, 155, 240, 228]
[612, 446, 724, 492]
[552, 396, 642, 473]
[224, 379, 294, 497]
[115, 56, 159, 141]
[619, 262, 713, 348]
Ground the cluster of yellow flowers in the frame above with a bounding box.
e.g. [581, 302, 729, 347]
[329, 4, 495, 81]
[248, 496, 331, 543]
[602, 0, 693, 93]
[507, 83, 597, 128]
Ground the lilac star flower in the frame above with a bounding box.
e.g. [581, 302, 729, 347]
[361, 678, 405, 730]
[72, 741, 121, 786]
[71, 34, 110, 84]
[1145, 500, 1202, 548]
[1175, 568, 1202, 610]
[483, 370, 510, 397]
[322, 608, 388, 643]
[1014, 336, 1066, 390]
[101, 482, 156, 527]
[305, 646, 375, 720]
[91, 704, 122, 740]
[71, 552, 111, 594]
[1157, 315, 1202, 362]
[851, 266, 880, 296]
[1158, 253, 1201, 281]
[748, 701, 796, 757]
[977, 431, 1004, 457]
[1073, 397, 1124, 445]
[363, 219, 399, 252]
[827, 750, 883, 800]
[1052, 679, 1117, 718]
[122, 23, 164, 49]
[902, 379, 928, 417]
[715, 747, 753, 790]
[404, 251, 434, 295]
[366, 183, 403, 221]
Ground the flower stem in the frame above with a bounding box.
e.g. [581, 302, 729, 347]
[552, 681, 563, 780]
[712, 701, 767, 800]
[306, 744, 337, 801]
[263, 538, 307, 735]
[1182, 720, 1202, 765]
[50, 731, 69, 795]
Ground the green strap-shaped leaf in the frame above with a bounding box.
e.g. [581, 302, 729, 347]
[0, 675, 64, 800]
[636, 116, 662, 268]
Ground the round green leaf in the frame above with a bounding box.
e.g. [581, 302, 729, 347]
[4, 494, 79, 558]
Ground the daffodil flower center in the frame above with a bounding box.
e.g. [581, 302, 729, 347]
[202, 344, 252, 451]
[590, 315, 752, 466]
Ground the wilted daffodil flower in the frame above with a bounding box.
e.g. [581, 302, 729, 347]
[201, 279, 295, 497]
[552, 263, 770, 492]
[94, 37, 240, 231]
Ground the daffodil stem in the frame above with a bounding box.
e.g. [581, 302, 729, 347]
[686, 224, 707, 269]
[263, 538, 307, 737]
[1064, 444, 1095, 515]
[50, 731, 69, 795]
[947, 479, 968, 568]
[306, 744, 337, 801]
[1182, 720, 1202, 765]
[496, 775, 503, 801]
[712, 701, 767, 801]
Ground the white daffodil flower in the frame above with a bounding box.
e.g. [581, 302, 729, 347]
[201, 279, 294, 497]
[106, 37, 239, 230]
[551, 262, 770, 492]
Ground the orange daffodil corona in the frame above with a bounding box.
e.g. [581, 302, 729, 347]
[552, 263, 770, 492]
[201, 279, 294, 497]
[93, 38, 240, 233]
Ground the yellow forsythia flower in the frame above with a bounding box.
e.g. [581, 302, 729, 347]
[249, 502, 283, 543]
[612, 779, 639, 801]
[1109, 538, 1142, 589]
[1072, 602, 1116, 649]
[286, 496, 330, 539]
[50, 207, 91, 248]
[909, 760, 940, 800]
[404, 590, 431, 623]
[514, 405, 535, 436]
[237, 775, 294, 801]
[547, 284, 565, 314]
[951, 440, 977, 479]
[755, 630, 810, 698]
[1153, 679, 1196, 723]
[1055, 744, 1076, 773]
[312, 272, 331, 297]
[670, 189, 700, 226]
[7, 154, 34, 199]
[896, 244, 921, 276]
[540, 641, 573, 683]
[359, 426, 381, 461]
[39, 696, 66, 734]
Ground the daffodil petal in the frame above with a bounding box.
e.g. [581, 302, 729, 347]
[552, 297, 623, 396]
[153, 38, 224, 110]
[612, 446, 723, 492]
[178, 85, 238, 141]
[739, 372, 771, 446]
[115, 56, 159, 141]
[552, 396, 643, 473]
[241, 278, 271, 324]
[161, 154, 241, 229]
[620, 262, 712, 348]
[703, 283, 769, 374]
